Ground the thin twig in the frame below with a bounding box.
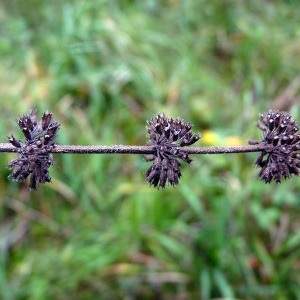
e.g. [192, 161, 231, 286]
[0, 143, 19, 153]
[0, 143, 265, 155]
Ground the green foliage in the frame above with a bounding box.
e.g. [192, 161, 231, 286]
[1, 0, 300, 299]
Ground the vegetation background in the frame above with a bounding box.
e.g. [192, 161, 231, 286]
[1, 0, 300, 299]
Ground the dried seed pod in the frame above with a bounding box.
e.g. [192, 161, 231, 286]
[41, 112, 53, 130]
[7, 109, 60, 190]
[22, 127, 32, 140]
[8, 135, 21, 148]
[251, 110, 300, 183]
[146, 113, 200, 188]
[30, 109, 38, 126]
[167, 168, 175, 185]
[29, 172, 37, 190]
[45, 121, 60, 138]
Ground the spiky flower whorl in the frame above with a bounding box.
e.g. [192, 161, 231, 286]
[146, 113, 200, 188]
[7, 109, 60, 190]
[250, 110, 300, 183]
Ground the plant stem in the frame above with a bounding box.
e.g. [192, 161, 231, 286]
[0, 143, 18, 153]
[0, 143, 265, 154]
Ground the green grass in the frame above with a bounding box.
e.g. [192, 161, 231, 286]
[1, 0, 300, 299]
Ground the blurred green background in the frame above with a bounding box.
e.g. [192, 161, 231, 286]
[1, 1, 300, 299]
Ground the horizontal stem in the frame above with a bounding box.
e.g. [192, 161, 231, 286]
[0, 143, 19, 153]
[0, 143, 265, 154]
[184, 144, 265, 154]
[55, 145, 155, 154]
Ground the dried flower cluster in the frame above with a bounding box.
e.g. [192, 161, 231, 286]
[250, 110, 300, 183]
[145, 113, 200, 188]
[5, 108, 300, 191]
[7, 110, 60, 190]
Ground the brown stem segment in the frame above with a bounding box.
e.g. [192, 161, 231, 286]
[0, 143, 19, 153]
[54, 145, 155, 154]
[0, 143, 266, 154]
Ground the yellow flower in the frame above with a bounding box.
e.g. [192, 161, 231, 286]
[201, 130, 221, 146]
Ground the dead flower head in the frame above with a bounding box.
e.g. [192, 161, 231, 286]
[250, 110, 300, 183]
[145, 113, 200, 188]
[7, 109, 60, 190]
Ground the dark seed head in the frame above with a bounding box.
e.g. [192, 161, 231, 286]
[251, 110, 300, 183]
[146, 113, 200, 188]
[7, 109, 60, 190]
